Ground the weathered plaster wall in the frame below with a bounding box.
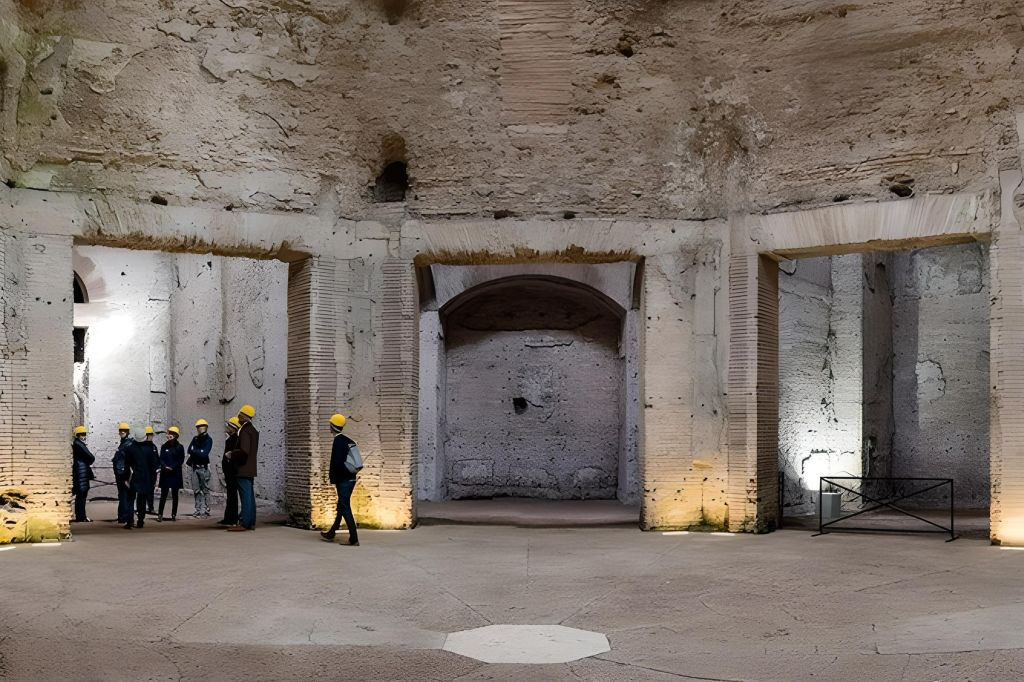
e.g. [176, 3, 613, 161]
[2, 2, 1019, 220]
[777, 255, 863, 515]
[890, 243, 990, 508]
[443, 281, 624, 500]
[72, 246, 287, 507]
[73, 246, 171, 489]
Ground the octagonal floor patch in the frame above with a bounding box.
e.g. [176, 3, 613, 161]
[442, 624, 610, 664]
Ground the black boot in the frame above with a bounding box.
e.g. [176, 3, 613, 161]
[320, 531, 335, 542]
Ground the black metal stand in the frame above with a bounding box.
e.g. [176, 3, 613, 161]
[813, 476, 957, 542]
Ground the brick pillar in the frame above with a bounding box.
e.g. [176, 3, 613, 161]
[375, 258, 418, 528]
[0, 232, 74, 543]
[284, 256, 342, 527]
[991, 170, 1024, 545]
[726, 253, 779, 532]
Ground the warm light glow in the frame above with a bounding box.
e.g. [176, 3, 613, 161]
[31, 542, 61, 548]
[0, 546, 15, 552]
[1000, 546, 1024, 551]
[710, 532, 736, 537]
[661, 531, 689, 536]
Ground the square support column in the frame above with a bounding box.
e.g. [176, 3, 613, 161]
[726, 253, 779, 532]
[991, 170, 1024, 545]
[0, 232, 74, 543]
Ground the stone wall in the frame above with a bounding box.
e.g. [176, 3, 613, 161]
[1, 2, 1019, 219]
[890, 243, 990, 508]
[444, 282, 623, 500]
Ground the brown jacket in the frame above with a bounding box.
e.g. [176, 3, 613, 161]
[233, 421, 260, 478]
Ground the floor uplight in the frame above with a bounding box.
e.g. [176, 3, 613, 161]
[661, 531, 689, 536]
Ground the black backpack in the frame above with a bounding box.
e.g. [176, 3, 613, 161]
[112, 442, 129, 476]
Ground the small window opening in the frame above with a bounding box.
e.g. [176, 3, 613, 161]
[374, 161, 409, 203]
[73, 327, 86, 364]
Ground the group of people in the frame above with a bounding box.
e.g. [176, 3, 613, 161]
[71, 405, 262, 531]
[71, 408, 363, 546]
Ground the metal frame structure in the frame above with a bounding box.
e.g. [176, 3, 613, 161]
[814, 476, 957, 542]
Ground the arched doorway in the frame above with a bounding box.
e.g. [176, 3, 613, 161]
[426, 273, 638, 506]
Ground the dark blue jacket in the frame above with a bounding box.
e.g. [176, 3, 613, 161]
[127, 440, 159, 493]
[112, 437, 132, 480]
[72, 439, 95, 493]
[187, 433, 213, 467]
[329, 433, 357, 484]
[159, 440, 186, 490]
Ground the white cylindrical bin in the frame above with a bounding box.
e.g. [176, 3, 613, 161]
[820, 492, 842, 521]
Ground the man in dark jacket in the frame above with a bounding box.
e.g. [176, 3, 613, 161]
[321, 413, 360, 546]
[125, 426, 159, 529]
[141, 426, 160, 515]
[71, 426, 95, 523]
[112, 422, 133, 524]
[227, 404, 259, 532]
[217, 417, 241, 526]
[187, 419, 213, 518]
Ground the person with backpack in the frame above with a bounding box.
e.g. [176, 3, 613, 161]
[217, 417, 241, 526]
[71, 426, 95, 523]
[112, 422, 133, 525]
[157, 426, 186, 522]
[321, 413, 362, 546]
[186, 419, 213, 518]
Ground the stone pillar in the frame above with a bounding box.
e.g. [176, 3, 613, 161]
[990, 169, 1024, 545]
[828, 254, 864, 483]
[640, 250, 726, 530]
[862, 254, 894, 480]
[0, 231, 74, 543]
[726, 253, 778, 532]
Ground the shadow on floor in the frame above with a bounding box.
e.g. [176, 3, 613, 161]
[417, 499, 640, 528]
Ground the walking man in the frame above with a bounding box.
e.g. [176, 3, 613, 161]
[227, 405, 259, 532]
[112, 422, 133, 525]
[187, 419, 213, 518]
[141, 426, 160, 515]
[321, 414, 361, 546]
[217, 417, 241, 526]
[71, 426, 94, 523]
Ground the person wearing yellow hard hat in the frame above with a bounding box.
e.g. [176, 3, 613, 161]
[186, 419, 213, 519]
[227, 405, 260, 531]
[71, 425, 95, 523]
[139, 426, 161, 516]
[321, 413, 362, 547]
[218, 417, 242, 526]
[112, 422, 134, 525]
[157, 426, 185, 522]
[125, 426, 159, 529]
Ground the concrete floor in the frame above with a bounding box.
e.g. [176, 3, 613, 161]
[3, 503, 1024, 681]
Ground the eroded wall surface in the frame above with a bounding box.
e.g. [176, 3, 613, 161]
[1, 1, 1020, 219]
[890, 243, 990, 508]
[443, 282, 624, 500]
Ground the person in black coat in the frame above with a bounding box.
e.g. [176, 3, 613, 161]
[71, 426, 95, 523]
[217, 417, 241, 526]
[158, 426, 186, 522]
[321, 413, 360, 546]
[141, 426, 160, 515]
[112, 423, 133, 524]
[125, 426, 159, 529]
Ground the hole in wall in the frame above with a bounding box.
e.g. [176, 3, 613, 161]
[375, 161, 408, 202]
[150, 195, 168, 206]
[512, 397, 528, 414]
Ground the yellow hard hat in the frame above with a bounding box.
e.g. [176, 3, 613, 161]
[117, 422, 131, 431]
[226, 416, 241, 428]
[195, 419, 209, 428]
[329, 414, 347, 429]
[168, 426, 181, 436]
[239, 405, 256, 418]
[73, 425, 87, 435]
[145, 426, 155, 435]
